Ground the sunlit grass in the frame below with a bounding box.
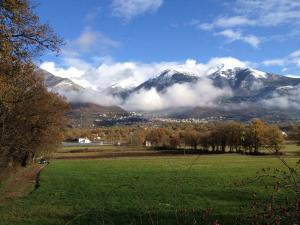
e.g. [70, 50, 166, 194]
[0, 155, 298, 225]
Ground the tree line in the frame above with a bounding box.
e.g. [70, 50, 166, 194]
[143, 120, 285, 154]
[64, 120, 297, 155]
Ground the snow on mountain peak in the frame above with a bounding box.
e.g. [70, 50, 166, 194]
[212, 67, 242, 79]
[157, 69, 197, 79]
[159, 69, 178, 77]
[249, 68, 267, 79]
[211, 66, 267, 80]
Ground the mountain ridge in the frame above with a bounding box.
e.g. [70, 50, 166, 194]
[39, 66, 300, 122]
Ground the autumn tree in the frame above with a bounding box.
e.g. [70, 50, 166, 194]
[265, 125, 284, 154]
[0, 62, 69, 168]
[215, 123, 229, 152]
[198, 131, 211, 151]
[183, 128, 201, 150]
[129, 130, 146, 146]
[226, 122, 244, 152]
[245, 119, 269, 154]
[146, 128, 170, 148]
[0, 0, 62, 63]
[169, 134, 181, 149]
[0, 0, 67, 169]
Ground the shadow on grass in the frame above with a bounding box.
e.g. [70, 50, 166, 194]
[152, 147, 272, 156]
[62, 209, 242, 225]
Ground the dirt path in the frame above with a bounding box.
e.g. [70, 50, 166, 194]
[0, 164, 44, 203]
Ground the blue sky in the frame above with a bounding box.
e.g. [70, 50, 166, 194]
[38, 0, 300, 90]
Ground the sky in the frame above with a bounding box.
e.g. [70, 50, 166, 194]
[37, 0, 300, 91]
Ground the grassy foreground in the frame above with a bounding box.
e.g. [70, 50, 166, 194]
[0, 155, 298, 225]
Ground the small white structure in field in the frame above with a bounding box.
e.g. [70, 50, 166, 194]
[78, 138, 91, 144]
[144, 141, 152, 147]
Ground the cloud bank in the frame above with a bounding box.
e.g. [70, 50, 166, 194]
[123, 78, 232, 111]
[40, 57, 245, 111]
[40, 56, 300, 112]
[40, 57, 249, 90]
[262, 85, 300, 110]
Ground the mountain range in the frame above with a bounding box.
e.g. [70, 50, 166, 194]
[112, 67, 300, 104]
[39, 65, 300, 122]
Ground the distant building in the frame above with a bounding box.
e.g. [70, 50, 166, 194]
[78, 138, 91, 144]
[144, 141, 152, 147]
[281, 131, 288, 137]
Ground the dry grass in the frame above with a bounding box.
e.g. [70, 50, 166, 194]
[0, 164, 43, 203]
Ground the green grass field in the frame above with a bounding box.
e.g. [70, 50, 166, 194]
[0, 155, 298, 225]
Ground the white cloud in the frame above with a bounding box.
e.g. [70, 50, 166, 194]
[205, 57, 249, 72]
[216, 16, 256, 27]
[70, 27, 120, 54]
[236, 0, 300, 27]
[292, 58, 300, 67]
[111, 0, 163, 21]
[123, 78, 232, 111]
[198, 16, 255, 31]
[285, 74, 300, 78]
[262, 49, 300, 69]
[196, 0, 300, 47]
[262, 85, 300, 110]
[290, 50, 300, 58]
[216, 29, 260, 48]
[40, 62, 84, 79]
[262, 59, 286, 67]
[42, 27, 122, 89]
[56, 89, 121, 107]
[123, 88, 163, 111]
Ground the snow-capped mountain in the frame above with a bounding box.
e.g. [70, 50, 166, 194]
[38, 69, 84, 93]
[209, 67, 300, 102]
[113, 67, 300, 105]
[39, 66, 300, 106]
[37, 69, 126, 116]
[134, 69, 199, 92]
[101, 83, 130, 99]
[112, 69, 200, 98]
[39, 66, 300, 122]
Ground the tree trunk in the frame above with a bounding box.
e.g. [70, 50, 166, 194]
[21, 151, 32, 167]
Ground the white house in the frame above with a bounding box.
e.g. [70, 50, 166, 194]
[78, 138, 91, 144]
[144, 141, 152, 147]
[281, 131, 288, 137]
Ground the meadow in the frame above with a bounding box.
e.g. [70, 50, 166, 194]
[0, 154, 298, 225]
